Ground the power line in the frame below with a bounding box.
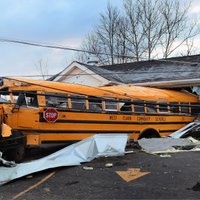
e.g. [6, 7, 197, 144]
[3, 69, 200, 78]
[0, 38, 135, 59]
[1, 37, 200, 72]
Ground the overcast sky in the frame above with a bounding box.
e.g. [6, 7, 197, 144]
[0, 0, 199, 78]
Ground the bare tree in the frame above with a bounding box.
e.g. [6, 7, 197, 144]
[138, 0, 164, 60]
[115, 16, 131, 63]
[159, 0, 198, 58]
[35, 58, 49, 80]
[77, 0, 199, 65]
[123, 0, 146, 61]
[96, 3, 121, 64]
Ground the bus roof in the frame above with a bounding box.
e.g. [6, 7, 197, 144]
[101, 85, 198, 102]
[0, 77, 198, 102]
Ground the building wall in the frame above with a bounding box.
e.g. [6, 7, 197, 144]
[61, 67, 105, 87]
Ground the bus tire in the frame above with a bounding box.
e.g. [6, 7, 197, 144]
[139, 129, 160, 139]
[5, 130, 26, 163]
[6, 145, 25, 163]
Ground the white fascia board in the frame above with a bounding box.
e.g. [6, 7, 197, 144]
[54, 61, 109, 85]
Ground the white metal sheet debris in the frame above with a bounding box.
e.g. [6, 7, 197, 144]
[138, 137, 200, 154]
[170, 122, 200, 139]
[0, 134, 128, 186]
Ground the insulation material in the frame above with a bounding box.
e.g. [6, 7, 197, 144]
[0, 134, 128, 186]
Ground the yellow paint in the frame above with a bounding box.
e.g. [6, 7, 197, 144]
[1, 123, 12, 137]
[116, 168, 150, 182]
[0, 77, 198, 146]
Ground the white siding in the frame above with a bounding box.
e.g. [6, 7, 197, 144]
[61, 67, 104, 86]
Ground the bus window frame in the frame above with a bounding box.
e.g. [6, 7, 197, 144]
[70, 94, 87, 111]
[133, 100, 145, 113]
[45, 92, 69, 109]
[12, 91, 39, 108]
[145, 101, 157, 113]
[158, 102, 169, 113]
[88, 96, 103, 112]
[104, 98, 118, 112]
[119, 99, 133, 113]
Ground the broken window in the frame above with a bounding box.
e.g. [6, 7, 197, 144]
[104, 98, 118, 112]
[146, 101, 157, 113]
[169, 102, 179, 113]
[88, 97, 102, 112]
[159, 102, 168, 113]
[191, 103, 200, 115]
[45, 93, 68, 109]
[134, 101, 145, 113]
[70, 95, 86, 111]
[181, 103, 189, 114]
[13, 91, 38, 108]
[0, 91, 10, 103]
[120, 100, 132, 112]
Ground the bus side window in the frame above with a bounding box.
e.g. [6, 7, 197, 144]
[134, 101, 145, 113]
[104, 99, 118, 112]
[159, 102, 168, 112]
[191, 103, 200, 115]
[13, 91, 38, 107]
[88, 97, 102, 112]
[0, 91, 10, 103]
[120, 100, 132, 112]
[71, 95, 86, 111]
[46, 93, 68, 109]
[146, 101, 157, 113]
[181, 103, 189, 114]
[169, 102, 179, 113]
[26, 92, 38, 107]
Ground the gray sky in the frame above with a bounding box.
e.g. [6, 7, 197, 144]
[0, 0, 199, 78]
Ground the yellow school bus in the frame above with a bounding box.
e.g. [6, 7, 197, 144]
[0, 77, 199, 161]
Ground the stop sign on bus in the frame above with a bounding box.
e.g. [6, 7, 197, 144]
[43, 108, 59, 123]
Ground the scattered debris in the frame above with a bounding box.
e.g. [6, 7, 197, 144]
[170, 122, 200, 139]
[83, 166, 94, 170]
[138, 137, 200, 154]
[159, 154, 171, 158]
[0, 152, 16, 167]
[125, 150, 134, 154]
[43, 187, 51, 193]
[0, 134, 128, 186]
[105, 163, 113, 168]
[26, 175, 33, 179]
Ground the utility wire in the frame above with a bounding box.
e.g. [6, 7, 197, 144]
[1, 38, 200, 78]
[3, 69, 200, 78]
[0, 38, 135, 59]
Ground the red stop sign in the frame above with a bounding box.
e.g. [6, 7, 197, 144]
[43, 108, 59, 123]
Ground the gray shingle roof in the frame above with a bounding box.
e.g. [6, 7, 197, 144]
[49, 55, 200, 84]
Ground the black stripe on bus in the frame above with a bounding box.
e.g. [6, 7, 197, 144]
[20, 130, 135, 134]
[40, 110, 193, 116]
[39, 119, 193, 125]
[159, 130, 177, 133]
